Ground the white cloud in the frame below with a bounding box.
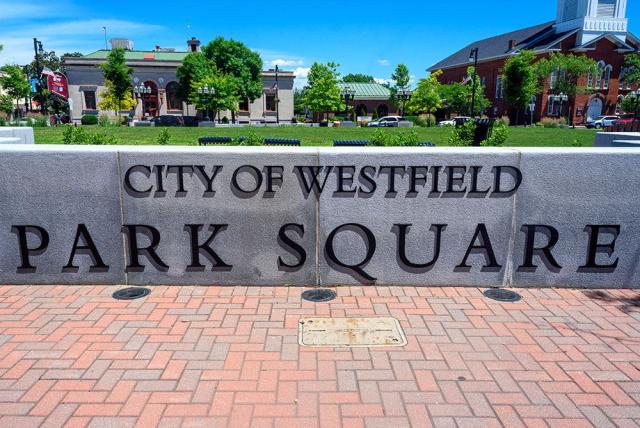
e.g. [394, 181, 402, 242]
[293, 67, 311, 89]
[377, 59, 390, 66]
[270, 59, 304, 67]
[374, 77, 391, 85]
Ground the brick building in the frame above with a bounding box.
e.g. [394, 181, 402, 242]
[429, 0, 639, 124]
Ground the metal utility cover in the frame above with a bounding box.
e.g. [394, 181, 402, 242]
[298, 317, 407, 347]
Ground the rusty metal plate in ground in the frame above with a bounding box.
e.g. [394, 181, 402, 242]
[298, 317, 407, 347]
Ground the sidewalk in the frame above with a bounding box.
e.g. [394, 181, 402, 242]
[0, 285, 639, 427]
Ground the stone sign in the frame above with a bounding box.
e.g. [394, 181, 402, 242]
[0, 145, 638, 288]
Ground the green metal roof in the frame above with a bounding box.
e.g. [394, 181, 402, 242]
[337, 82, 390, 99]
[83, 50, 188, 61]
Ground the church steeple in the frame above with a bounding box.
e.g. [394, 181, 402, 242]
[556, 0, 628, 44]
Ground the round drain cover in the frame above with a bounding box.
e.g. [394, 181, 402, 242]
[113, 287, 151, 301]
[484, 288, 521, 303]
[301, 289, 336, 303]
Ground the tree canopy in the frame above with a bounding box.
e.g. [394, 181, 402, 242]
[535, 52, 595, 97]
[203, 37, 263, 102]
[391, 64, 410, 89]
[342, 73, 375, 83]
[503, 50, 538, 111]
[406, 71, 442, 114]
[189, 73, 239, 121]
[176, 52, 213, 100]
[303, 62, 342, 118]
[99, 48, 133, 117]
[0, 64, 30, 116]
[623, 53, 640, 87]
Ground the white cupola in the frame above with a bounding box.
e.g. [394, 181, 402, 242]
[556, 0, 628, 44]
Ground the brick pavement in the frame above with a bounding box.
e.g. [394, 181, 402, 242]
[0, 285, 639, 427]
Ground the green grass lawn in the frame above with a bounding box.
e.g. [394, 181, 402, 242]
[34, 125, 597, 147]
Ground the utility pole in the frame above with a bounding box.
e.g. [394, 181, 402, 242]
[33, 38, 45, 115]
[275, 65, 279, 125]
[468, 48, 479, 117]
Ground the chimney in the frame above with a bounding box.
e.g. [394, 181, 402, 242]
[187, 37, 201, 53]
[508, 39, 517, 50]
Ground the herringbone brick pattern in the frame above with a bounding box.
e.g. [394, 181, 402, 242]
[0, 285, 639, 427]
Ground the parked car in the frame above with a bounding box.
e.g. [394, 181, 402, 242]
[613, 113, 636, 125]
[366, 116, 406, 127]
[438, 116, 471, 127]
[585, 115, 618, 129]
[152, 115, 184, 127]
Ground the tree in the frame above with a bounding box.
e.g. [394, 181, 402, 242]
[303, 62, 342, 120]
[503, 50, 538, 125]
[342, 73, 375, 83]
[0, 94, 13, 117]
[0, 65, 30, 119]
[203, 37, 263, 121]
[623, 53, 640, 87]
[406, 70, 442, 114]
[176, 52, 213, 115]
[98, 81, 137, 113]
[439, 83, 469, 117]
[535, 52, 596, 97]
[621, 93, 640, 116]
[99, 48, 133, 119]
[391, 64, 410, 89]
[189, 73, 239, 122]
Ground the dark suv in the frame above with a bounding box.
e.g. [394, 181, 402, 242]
[152, 115, 184, 127]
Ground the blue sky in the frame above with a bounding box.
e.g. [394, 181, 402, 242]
[0, 0, 638, 88]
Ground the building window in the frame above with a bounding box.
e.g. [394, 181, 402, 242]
[619, 67, 632, 90]
[239, 98, 249, 112]
[595, 61, 605, 89]
[603, 65, 612, 90]
[550, 69, 559, 90]
[165, 82, 183, 111]
[597, 0, 616, 17]
[547, 96, 555, 116]
[84, 91, 97, 110]
[265, 95, 276, 112]
[495, 76, 504, 99]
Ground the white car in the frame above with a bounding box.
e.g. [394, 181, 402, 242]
[585, 115, 618, 129]
[438, 116, 471, 127]
[366, 116, 406, 127]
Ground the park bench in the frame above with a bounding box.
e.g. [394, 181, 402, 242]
[198, 137, 233, 146]
[263, 138, 301, 146]
[333, 140, 369, 147]
[417, 142, 436, 147]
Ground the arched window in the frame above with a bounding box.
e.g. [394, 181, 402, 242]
[595, 61, 605, 89]
[603, 65, 612, 90]
[587, 66, 594, 89]
[165, 82, 183, 111]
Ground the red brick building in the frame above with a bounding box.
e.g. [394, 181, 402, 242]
[429, 0, 639, 124]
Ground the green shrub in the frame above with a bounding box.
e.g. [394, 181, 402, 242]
[98, 115, 121, 127]
[539, 117, 566, 128]
[370, 128, 387, 146]
[156, 128, 170, 145]
[238, 130, 263, 146]
[81, 114, 98, 125]
[0, 115, 6, 126]
[483, 123, 508, 147]
[388, 129, 419, 147]
[25, 113, 49, 127]
[88, 132, 121, 145]
[448, 120, 476, 146]
[62, 126, 87, 144]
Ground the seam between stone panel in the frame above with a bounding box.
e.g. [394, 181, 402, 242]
[115, 151, 129, 286]
[503, 149, 522, 288]
[315, 148, 321, 286]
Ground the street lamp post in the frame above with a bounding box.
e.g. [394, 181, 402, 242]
[554, 92, 569, 123]
[468, 47, 479, 117]
[396, 88, 413, 117]
[196, 84, 216, 123]
[340, 86, 356, 120]
[133, 84, 152, 119]
[275, 65, 279, 125]
[632, 89, 640, 125]
[33, 38, 45, 115]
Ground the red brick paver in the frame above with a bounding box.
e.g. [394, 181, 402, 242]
[0, 285, 639, 427]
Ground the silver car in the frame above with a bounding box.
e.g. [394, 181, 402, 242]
[586, 115, 618, 129]
[366, 116, 406, 127]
